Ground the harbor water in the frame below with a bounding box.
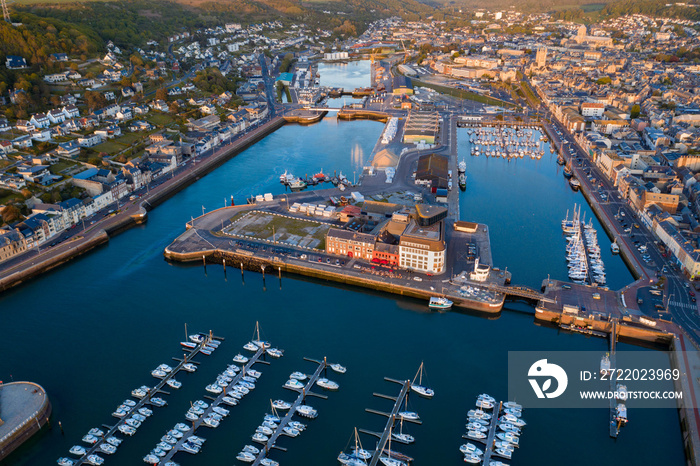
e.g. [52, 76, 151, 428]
[0, 68, 684, 466]
[457, 128, 634, 291]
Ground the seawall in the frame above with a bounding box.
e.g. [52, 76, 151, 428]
[0, 231, 109, 293]
[163, 247, 505, 314]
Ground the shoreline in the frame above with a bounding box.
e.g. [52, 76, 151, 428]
[0, 115, 287, 293]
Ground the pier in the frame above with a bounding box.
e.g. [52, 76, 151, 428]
[480, 401, 502, 466]
[361, 378, 419, 466]
[160, 344, 269, 464]
[250, 357, 332, 465]
[609, 320, 619, 438]
[72, 338, 215, 466]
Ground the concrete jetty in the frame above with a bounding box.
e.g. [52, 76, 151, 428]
[0, 382, 52, 462]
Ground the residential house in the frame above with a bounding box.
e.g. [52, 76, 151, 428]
[6, 56, 28, 69]
[0, 229, 29, 264]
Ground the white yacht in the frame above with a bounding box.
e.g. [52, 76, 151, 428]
[459, 444, 483, 456]
[398, 411, 419, 421]
[283, 426, 300, 437]
[98, 444, 116, 455]
[475, 399, 493, 410]
[243, 342, 258, 351]
[233, 354, 248, 363]
[69, 445, 87, 456]
[243, 445, 260, 454]
[85, 455, 104, 465]
[267, 348, 283, 358]
[466, 430, 486, 440]
[316, 378, 340, 390]
[463, 453, 481, 464]
[252, 432, 269, 443]
[166, 379, 182, 389]
[295, 405, 318, 418]
[289, 371, 307, 380]
[284, 379, 305, 389]
[272, 400, 291, 410]
[503, 401, 522, 410]
[58, 458, 74, 466]
[330, 363, 347, 374]
[496, 432, 520, 445]
[205, 384, 223, 394]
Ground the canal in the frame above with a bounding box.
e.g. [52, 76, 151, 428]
[0, 66, 684, 466]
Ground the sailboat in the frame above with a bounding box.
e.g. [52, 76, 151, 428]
[410, 362, 434, 398]
[251, 321, 270, 349]
[337, 428, 369, 466]
[379, 424, 408, 466]
[391, 417, 415, 444]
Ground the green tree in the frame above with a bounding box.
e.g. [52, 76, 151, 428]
[630, 104, 641, 119]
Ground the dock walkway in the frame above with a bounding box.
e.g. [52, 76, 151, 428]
[365, 379, 414, 466]
[73, 339, 212, 466]
[481, 402, 502, 466]
[250, 357, 331, 465]
[609, 321, 619, 438]
[160, 345, 268, 464]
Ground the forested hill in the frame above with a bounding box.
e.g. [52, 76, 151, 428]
[0, 12, 102, 66]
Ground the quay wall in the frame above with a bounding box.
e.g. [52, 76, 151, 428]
[337, 109, 390, 122]
[534, 306, 674, 345]
[283, 112, 327, 124]
[0, 383, 52, 462]
[0, 231, 109, 293]
[163, 247, 504, 313]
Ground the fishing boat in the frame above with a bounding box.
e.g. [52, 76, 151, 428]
[563, 165, 573, 179]
[289, 178, 307, 191]
[428, 296, 453, 310]
[410, 362, 434, 398]
[569, 178, 581, 191]
[458, 160, 467, 173]
[458, 173, 466, 190]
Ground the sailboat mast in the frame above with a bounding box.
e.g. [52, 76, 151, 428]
[184, 323, 188, 341]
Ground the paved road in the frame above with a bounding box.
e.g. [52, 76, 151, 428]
[546, 118, 700, 343]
